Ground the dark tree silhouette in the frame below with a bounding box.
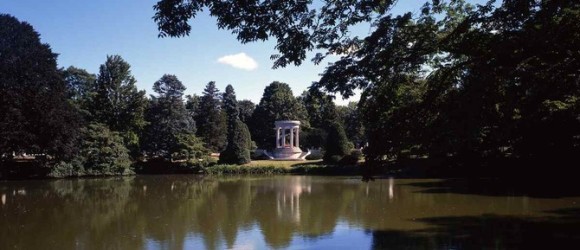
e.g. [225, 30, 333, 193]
[142, 74, 197, 159]
[196, 81, 227, 152]
[0, 14, 81, 160]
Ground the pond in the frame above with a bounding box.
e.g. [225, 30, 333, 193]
[1, 176, 579, 249]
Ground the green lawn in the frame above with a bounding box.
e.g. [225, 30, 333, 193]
[245, 159, 323, 168]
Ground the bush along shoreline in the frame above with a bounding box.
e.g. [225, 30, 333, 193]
[0, 160, 365, 180]
[201, 163, 362, 176]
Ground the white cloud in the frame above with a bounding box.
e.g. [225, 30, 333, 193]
[217, 52, 258, 71]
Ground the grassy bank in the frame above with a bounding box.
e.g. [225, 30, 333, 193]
[203, 160, 362, 176]
[1, 159, 363, 180]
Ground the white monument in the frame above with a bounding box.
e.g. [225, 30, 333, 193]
[265, 120, 310, 160]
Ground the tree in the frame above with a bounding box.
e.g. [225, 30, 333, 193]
[91, 55, 148, 152]
[298, 88, 340, 149]
[250, 81, 309, 149]
[153, 0, 395, 69]
[337, 102, 365, 148]
[196, 81, 227, 152]
[222, 85, 239, 131]
[0, 14, 81, 160]
[49, 122, 133, 177]
[299, 128, 327, 150]
[63, 66, 96, 117]
[77, 123, 133, 175]
[238, 100, 255, 124]
[142, 74, 197, 159]
[324, 122, 350, 163]
[154, 0, 580, 175]
[219, 85, 251, 164]
[172, 133, 209, 162]
[219, 120, 252, 165]
[185, 94, 201, 118]
[299, 88, 338, 130]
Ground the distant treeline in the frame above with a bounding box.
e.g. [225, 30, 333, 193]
[2, 0, 580, 178]
[0, 14, 362, 178]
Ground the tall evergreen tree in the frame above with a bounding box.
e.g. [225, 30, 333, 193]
[222, 85, 239, 132]
[142, 74, 196, 159]
[195, 81, 227, 152]
[250, 81, 309, 149]
[237, 100, 255, 124]
[92, 55, 147, 151]
[185, 94, 201, 119]
[324, 122, 350, 162]
[219, 85, 251, 164]
[0, 14, 80, 160]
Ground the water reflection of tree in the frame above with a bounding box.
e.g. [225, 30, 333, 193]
[2, 177, 580, 249]
[0, 178, 138, 249]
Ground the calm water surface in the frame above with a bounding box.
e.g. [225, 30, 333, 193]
[1, 176, 579, 249]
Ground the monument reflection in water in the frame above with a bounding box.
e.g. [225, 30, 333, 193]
[1, 176, 580, 249]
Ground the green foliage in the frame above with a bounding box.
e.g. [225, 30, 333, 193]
[250, 81, 309, 149]
[91, 55, 147, 153]
[220, 85, 252, 164]
[326, 155, 343, 164]
[340, 150, 362, 165]
[142, 74, 198, 160]
[299, 88, 338, 129]
[205, 162, 361, 175]
[153, 0, 395, 69]
[238, 100, 256, 124]
[324, 123, 350, 162]
[361, 76, 428, 162]
[204, 164, 288, 175]
[222, 85, 239, 128]
[300, 128, 328, 149]
[48, 160, 85, 178]
[185, 94, 201, 117]
[63, 66, 96, 119]
[337, 102, 365, 148]
[80, 123, 133, 175]
[220, 120, 252, 164]
[0, 14, 81, 159]
[172, 133, 210, 162]
[154, 0, 580, 175]
[196, 81, 227, 152]
[292, 164, 361, 175]
[49, 123, 133, 177]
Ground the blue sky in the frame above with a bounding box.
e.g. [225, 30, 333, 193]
[1, 0, 487, 105]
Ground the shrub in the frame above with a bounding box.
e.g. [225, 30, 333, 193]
[300, 128, 328, 149]
[323, 122, 350, 162]
[173, 133, 210, 161]
[219, 120, 251, 164]
[49, 123, 134, 177]
[48, 160, 84, 178]
[340, 150, 361, 165]
[204, 164, 289, 175]
[81, 124, 133, 175]
[188, 155, 217, 168]
[305, 151, 323, 160]
[327, 155, 343, 164]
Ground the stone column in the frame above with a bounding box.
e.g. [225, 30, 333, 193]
[296, 126, 299, 148]
[282, 127, 286, 147]
[290, 127, 294, 148]
[276, 127, 280, 148]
